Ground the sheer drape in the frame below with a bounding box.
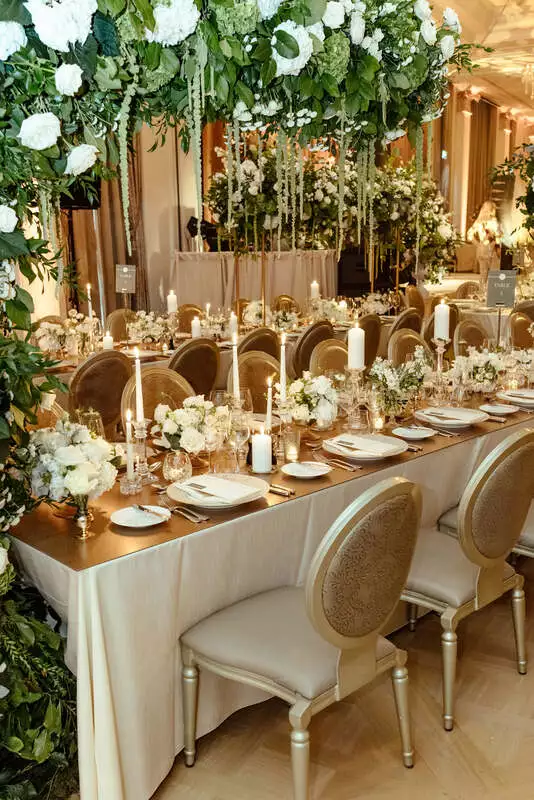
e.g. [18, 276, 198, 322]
[467, 99, 497, 228]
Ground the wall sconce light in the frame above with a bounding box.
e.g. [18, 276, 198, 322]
[441, 149, 448, 160]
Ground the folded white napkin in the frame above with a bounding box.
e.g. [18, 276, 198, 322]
[178, 476, 258, 504]
[329, 435, 398, 455]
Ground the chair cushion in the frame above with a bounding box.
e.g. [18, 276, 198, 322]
[181, 586, 396, 700]
[405, 528, 515, 608]
[439, 503, 534, 552]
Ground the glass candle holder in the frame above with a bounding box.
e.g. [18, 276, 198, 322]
[283, 428, 301, 463]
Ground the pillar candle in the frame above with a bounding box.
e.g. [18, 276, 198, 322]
[167, 290, 177, 314]
[232, 333, 241, 404]
[266, 376, 273, 432]
[125, 409, 135, 481]
[86, 283, 93, 320]
[252, 427, 272, 473]
[134, 348, 144, 423]
[102, 330, 114, 350]
[280, 332, 287, 403]
[310, 280, 320, 300]
[348, 323, 365, 370]
[229, 311, 238, 338]
[191, 316, 201, 338]
[434, 300, 450, 340]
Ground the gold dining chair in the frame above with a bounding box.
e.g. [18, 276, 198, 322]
[388, 308, 422, 338]
[293, 321, 334, 377]
[512, 300, 534, 322]
[439, 502, 534, 561]
[227, 351, 280, 413]
[120, 366, 195, 429]
[387, 330, 432, 367]
[35, 314, 63, 327]
[105, 308, 136, 341]
[402, 429, 534, 732]
[358, 313, 381, 369]
[180, 477, 422, 799]
[233, 298, 250, 325]
[405, 286, 425, 317]
[178, 304, 202, 334]
[509, 311, 534, 349]
[455, 280, 481, 299]
[237, 327, 279, 359]
[309, 338, 348, 376]
[28, 401, 64, 430]
[69, 351, 133, 441]
[453, 318, 488, 357]
[272, 294, 300, 314]
[422, 303, 460, 361]
[169, 338, 220, 396]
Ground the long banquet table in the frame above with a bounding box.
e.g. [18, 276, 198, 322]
[10, 412, 534, 800]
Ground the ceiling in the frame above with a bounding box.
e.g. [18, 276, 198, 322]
[432, 0, 534, 114]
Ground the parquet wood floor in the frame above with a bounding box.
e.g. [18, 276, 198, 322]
[154, 557, 534, 800]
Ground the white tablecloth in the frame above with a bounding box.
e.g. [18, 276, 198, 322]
[175, 250, 338, 309]
[10, 418, 530, 800]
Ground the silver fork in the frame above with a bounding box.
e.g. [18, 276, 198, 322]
[158, 496, 209, 523]
[313, 453, 361, 472]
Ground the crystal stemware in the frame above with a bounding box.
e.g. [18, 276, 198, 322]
[163, 450, 193, 484]
[228, 410, 251, 473]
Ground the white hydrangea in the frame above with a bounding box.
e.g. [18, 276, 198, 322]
[420, 18, 437, 45]
[0, 546, 8, 575]
[440, 34, 456, 61]
[180, 427, 205, 454]
[443, 7, 461, 33]
[19, 112, 61, 150]
[0, 205, 17, 234]
[65, 144, 98, 176]
[350, 12, 365, 45]
[0, 21, 27, 61]
[272, 21, 313, 77]
[322, 1, 345, 28]
[257, 0, 283, 20]
[24, 0, 97, 52]
[414, 0, 432, 20]
[307, 21, 325, 42]
[54, 63, 83, 96]
[145, 0, 199, 45]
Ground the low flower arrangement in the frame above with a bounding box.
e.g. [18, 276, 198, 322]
[313, 298, 349, 323]
[450, 347, 505, 394]
[152, 396, 230, 454]
[35, 310, 99, 357]
[277, 372, 338, 425]
[243, 301, 273, 327]
[358, 292, 393, 316]
[127, 311, 169, 344]
[273, 309, 299, 331]
[368, 346, 431, 417]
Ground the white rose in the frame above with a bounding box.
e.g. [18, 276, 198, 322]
[180, 427, 205, 454]
[19, 112, 61, 151]
[24, 0, 96, 52]
[414, 0, 432, 20]
[292, 404, 310, 423]
[0, 546, 8, 575]
[54, 63, 83, 96]
[64, 463, 98, 497]
[0, 205, 17, 233]
[257, 0, 283, 19]
[0, 21, 27, 61]
[83, 438, 112, 464]
[420, 18, 437, 45]
[97, 461, 117, 495]
[350, 12, 365, 45]
[55, 445, 86, 467]
[443, 7, 461, 33]
[154, 403, 169, 424]
[146, 0, 199, 45]
[65, 144, 98, 176]
[322, 1, 345, 28]
[440, 34, 456, 61]
[162, 418, 179, 435]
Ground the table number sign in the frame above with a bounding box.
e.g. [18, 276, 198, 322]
[116, 264, 136, 295]
[486, 270, 517, 309]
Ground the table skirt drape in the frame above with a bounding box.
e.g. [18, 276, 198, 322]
[11, 419, 531, 800]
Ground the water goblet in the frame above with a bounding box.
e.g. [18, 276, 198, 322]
[228, 410, 251, 473]
[163, 450, 193, 484]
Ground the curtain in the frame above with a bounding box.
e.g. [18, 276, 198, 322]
[466, 99, 498, 229]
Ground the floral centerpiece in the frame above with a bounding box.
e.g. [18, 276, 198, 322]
[243, 301, 273, 327]
[368, 346, 431, 417]
[152, 396, 230, 453]
[34, 321, 67, 354]
[63, 309, 100, 356]
[127, 311, 169, 344]
[273, 308, 299, 331]
[358, 292, 393, 316]
[450, 347, 505, 394]
[313, 298, 350, 323]
[278, 372, 338, 427]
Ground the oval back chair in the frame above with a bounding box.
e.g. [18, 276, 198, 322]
[510, 311, 534, 349]
[233, 298, 250, 325]
[358, 313, 381, 369]
[422, 303, 460, 354]
[512, 300, 534, 322]
[169, 338, 220, 396]
[453, 318, 488, 357]
[309, 339, 348, 376]
[455, 280, 481, 299]
[405, 286, 425, 317]
[227, 351, 280, 413]
[28, 401, 64, 431]
[272, 294, 300, 314]
[428, 296, 446, 315]
[106, 308, 135, 341]
[35, 314, 63, 327]
[178, 304, 202, 334]
[388, 307, 422, 338]
[388, 330, 432, 367]
[237, 327, 279, 359]
[69, 351, 132, 441]
[293, 321, 334, 377]
[121, 366, 195, 429]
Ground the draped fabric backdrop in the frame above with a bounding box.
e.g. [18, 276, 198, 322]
[466, 99, 498, 228]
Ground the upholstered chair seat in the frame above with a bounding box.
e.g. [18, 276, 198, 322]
[177, 304, 202, 333]
[387, 329, 432, 367]
[182, 586, 397, 700]
[439, 501, 534, 557]
[105, 308, 135, 341]
[358, 313, 381, 369]
[387, 308, 422, 339]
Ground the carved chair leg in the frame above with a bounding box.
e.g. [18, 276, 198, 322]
[290, 720, 310, 800]
[182, 658, 199, 767]
[407, 603, 418, 633]
[441, 629, 458, 732]
[392, 665, 414, 768]
[511, 586, 528, 675]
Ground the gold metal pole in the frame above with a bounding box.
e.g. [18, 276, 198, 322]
[370, 245, 375, 294]
[234, 250, 240, 327]
[395, 228, 401, 298]
[261, 232, 266, 326]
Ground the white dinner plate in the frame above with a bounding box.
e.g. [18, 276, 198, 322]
[281, 461, 332, 478]
[167, 473, 269, 509]
[111, 505, 171, 528]
[497, 390, 534, 408]
[480, 403, 520, 416]
[323, 433, 408, 462]
[392, 426, 436, 441]
[415, 407, 489, 430]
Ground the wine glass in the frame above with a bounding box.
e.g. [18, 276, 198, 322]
[210, 389, 231, 408]
[163, 450, 193, 484]
[76, 409, 105, 439]
[232, 387, 253, 413]
[204, 426, 223, 473]
[228, 410, 250, 473]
